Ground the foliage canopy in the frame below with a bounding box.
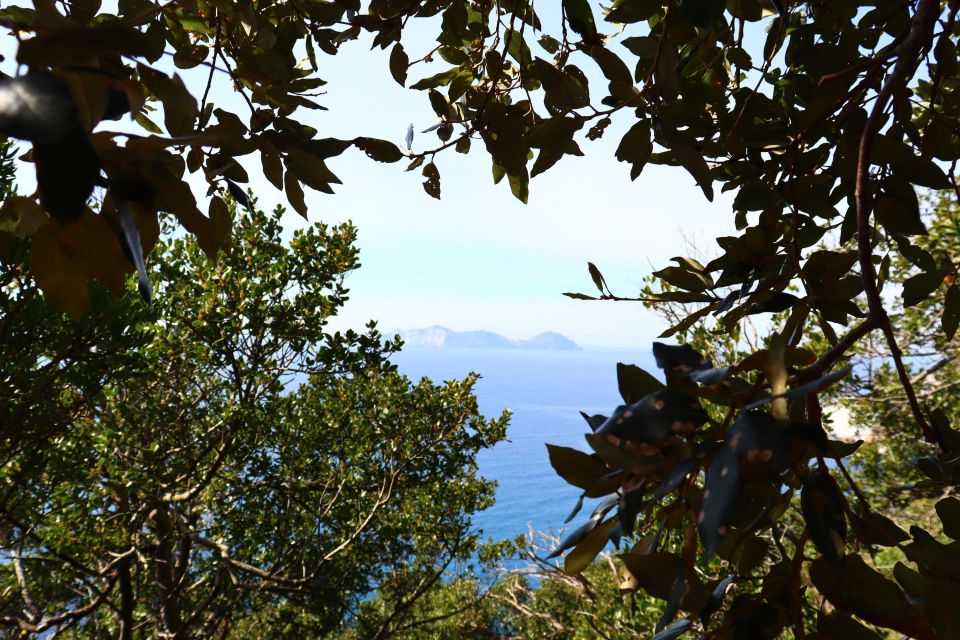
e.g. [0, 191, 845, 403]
[0, 197, 508, 637]
[2, 0, 960, 637]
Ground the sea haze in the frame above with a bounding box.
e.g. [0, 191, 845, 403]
[389, 346, 657, 543]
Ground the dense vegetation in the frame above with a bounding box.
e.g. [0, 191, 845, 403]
[0, 149, 509, 635]
[1, 0, 960, 637]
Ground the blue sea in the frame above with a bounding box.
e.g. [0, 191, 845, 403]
[390, 346, 656, 542]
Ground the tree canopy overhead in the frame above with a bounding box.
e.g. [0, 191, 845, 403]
[2, 0, 960, 637]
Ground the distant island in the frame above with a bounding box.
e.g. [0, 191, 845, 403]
[397, 326, 582, 351]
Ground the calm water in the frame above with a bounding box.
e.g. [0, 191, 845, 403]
[390, 347, 657, 542]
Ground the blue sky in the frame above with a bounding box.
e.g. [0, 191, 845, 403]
[1, 5, 739, 348]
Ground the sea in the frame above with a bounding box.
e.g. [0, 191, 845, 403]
[390, 346, 657, 543]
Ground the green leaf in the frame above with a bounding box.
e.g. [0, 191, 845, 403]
[562, 0, 598, 40]
[563, 517, 616, 574]
[508, 169, 529, 204]
[504, 28, 531, 64]
[606, 0, 662, 24]
[409, 68, 461, 90]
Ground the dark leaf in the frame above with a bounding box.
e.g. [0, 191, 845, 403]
[137, 66, 198, 136]
[617, 552, 683, 600]
[659, 304, 716, 339]
[587, 261, 607, 293]
[801, 472, 847, 575]
[389, 42, 409, 86]
[225, 180, 253, 215]
[700, 575, 735, 625]
[651, 618, 691, 640]
[652, 342, 711, 376]
[742, 492, 787, 534]
[617, 362, 664, 403]
[591, 45, 633, 85]
[744, 365, 853, 410]
[619, 482, 645, 534]
[857, 512, 910, 547]
[35, 128, 99, 225]
[727, 412, 795, 474]
[936, 497, 960, 540]
[114, 196, 152, 302]
[817, 612, 884, 640]
[943, 284, 960, 339]
[654, 445, 711, 500]
[0, 72, 79, 143]
[827, 438, 863, 458]
[902, 271, 942, 308]
[422, 162, 441, 199]
[689, 366, 732, 385]
[810, 555, 929, 637]
[562, 0, 598, 40]
[546, 444, 618, 497]
[548, 517, 601, 559]
[596, 389, 708, 442]
[353, 137, 404, 163]
[615, 120, 652, 180]
[747, 292, 800, 314]
[580, 411, 607, 431]
[565, 493, 586, 524]
[679, 0, 724, 27]
[700, 446, 739, 555]
[656, 564, 686, 632]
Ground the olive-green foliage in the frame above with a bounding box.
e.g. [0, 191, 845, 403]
[340, 544, 665, 640]
[0, 201, 508, 637]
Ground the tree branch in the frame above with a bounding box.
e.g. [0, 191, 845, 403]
[854, 0, 939, 442]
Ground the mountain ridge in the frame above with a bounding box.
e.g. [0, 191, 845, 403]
[396, 326, 581, 351]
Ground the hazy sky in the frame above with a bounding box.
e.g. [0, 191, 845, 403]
[2, 7, 739, 348]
